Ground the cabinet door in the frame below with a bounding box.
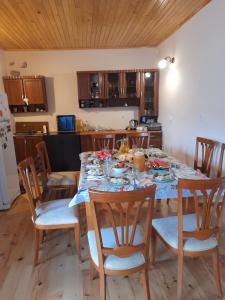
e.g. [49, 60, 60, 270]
[23, 78, 46, 105]
[105, 72, 122, 98]
[3, 79, 24, 105]
[13, 136, 26, 163]
[26, 136, 43, 159]
[77, 72, 104, 99]
[140, 70, 158, 116]
[77, 73, 90, 99]
[123, 71, 140, 98]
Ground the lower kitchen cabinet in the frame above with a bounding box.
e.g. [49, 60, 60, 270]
[80, 131, 162, 152]
[13, 135, 43, 164]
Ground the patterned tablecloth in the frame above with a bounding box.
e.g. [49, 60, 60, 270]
[69, 149, 206, 207]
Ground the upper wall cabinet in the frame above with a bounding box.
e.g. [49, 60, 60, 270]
[139, 70, 159, 117]
[3, 76, 48, 113]
[78, 70, 144, 109]
[77, 72, 104, 100]
[104, 71, 140, 99]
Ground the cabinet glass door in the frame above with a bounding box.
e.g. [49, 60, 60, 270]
[90, 73, 100, 98]
[142, 71, 156, 115]
[124, 72, 139, 98]
[105, 72, 120, 98]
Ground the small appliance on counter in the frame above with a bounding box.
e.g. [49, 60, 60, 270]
[57, 115, 76, 133]
[139, 116, 162, 131]
[128, 119, 138, 130]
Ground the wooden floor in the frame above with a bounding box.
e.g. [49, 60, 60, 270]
[1, 195, 225, 300]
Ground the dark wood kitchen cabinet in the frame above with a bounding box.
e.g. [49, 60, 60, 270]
[13, 135, 43, 164]
[3, 76, 48, 113]
[104, 71, 140, 99]
[139, 70, 159, 117]
[77, 72, 104, 99]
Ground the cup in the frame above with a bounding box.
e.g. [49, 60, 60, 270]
[133, 151, 145, 172]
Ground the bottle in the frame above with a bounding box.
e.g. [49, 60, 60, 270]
[43, 125, 47, 134]
[133, 150, 145, 172]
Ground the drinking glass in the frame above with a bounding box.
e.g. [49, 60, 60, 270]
[103, 158, 112, 179]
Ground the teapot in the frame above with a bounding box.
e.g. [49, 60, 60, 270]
[129, 119, 138, 129]
[116, 137, 129, 153]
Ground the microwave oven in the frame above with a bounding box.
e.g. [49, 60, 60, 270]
[57, 115, 76, 133]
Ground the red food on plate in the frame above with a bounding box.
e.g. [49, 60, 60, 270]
[146, 159, 170, 169]
[113, 162, 127, 168]
[96, 150, 112, 160]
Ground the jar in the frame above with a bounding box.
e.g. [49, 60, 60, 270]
[133, 150, 145, 172]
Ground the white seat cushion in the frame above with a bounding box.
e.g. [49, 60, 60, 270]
[152, 214, 217, 252]
[88, 224, 145, 270]
[35, 198, 78, 226]
[47, 172, 75, 186]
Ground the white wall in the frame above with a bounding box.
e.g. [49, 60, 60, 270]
[158, 0, 225, 174]
[4, 48, 158, 131]
[0, 50, 6, 93]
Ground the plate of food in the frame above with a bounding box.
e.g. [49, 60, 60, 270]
[153, 173, 175, 183]
[111, 162, 129, 175]
[109, 176, 130, 185]
[146, 159, 170, 170]
[87, 168, 103, 177]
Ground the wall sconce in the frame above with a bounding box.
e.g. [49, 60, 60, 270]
[158, 56, 175, 69]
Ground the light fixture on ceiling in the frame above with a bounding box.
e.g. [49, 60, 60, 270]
[158, 56, 175, 69]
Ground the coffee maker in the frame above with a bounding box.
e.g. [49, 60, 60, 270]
[139, 116, 161, 131]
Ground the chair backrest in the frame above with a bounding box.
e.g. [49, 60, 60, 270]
[18, 157, 42, 221]
[217, 143, 225, 178]
[91, 134, 116, 151]
[35, 141, 52, 174]
[194, 137, 216, 177]
[177, 178, 225, 249]
[89, 185, 156, 269]
[127, 132, 150, 149]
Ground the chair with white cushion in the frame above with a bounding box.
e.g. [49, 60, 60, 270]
[88, 185, 156, 300]
[18, 157, 81, 265]
[35, 141, 76, 190]
[152, 178, 225, 300]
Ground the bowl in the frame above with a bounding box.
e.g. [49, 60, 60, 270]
[111, 162, 129, 175]
[112, 167, 128, 175]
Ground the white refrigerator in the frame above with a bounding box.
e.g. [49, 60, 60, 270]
[0, 94, 20, 210]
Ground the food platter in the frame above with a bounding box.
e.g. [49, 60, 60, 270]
[109, 176, 130, 185]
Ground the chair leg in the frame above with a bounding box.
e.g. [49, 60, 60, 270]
[34, 228, 40, 265]
[177, 254, 183, 300]
[74, 224, 82, 262]
[212, 249, 223, 298]
[99, 272, 106, 300]
[142, 266, 151, 300]
[150, 229, 157, 265]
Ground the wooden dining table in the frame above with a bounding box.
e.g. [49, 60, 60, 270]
[69, 148, 206, 230]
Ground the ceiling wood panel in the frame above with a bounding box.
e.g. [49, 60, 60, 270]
[0, 0, 211, 50]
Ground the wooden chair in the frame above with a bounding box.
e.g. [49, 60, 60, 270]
[167, 136, 216, 206]
[152, 178, 225, 300]
[194, 137, 216, 177]
[88, 185, 156, 300]
[18, 157, 81, 264]
[91, 133, 116, 151]
[127, 132, 150, 149]
[217, 143, 225, 178]
[35, 141, 76, 190]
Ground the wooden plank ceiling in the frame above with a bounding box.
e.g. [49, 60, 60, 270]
[0, 0, 211, 50]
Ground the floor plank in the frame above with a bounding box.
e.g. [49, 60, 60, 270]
[0, 196, 225, 299]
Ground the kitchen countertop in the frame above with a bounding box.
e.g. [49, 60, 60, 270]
[13, 129, 162, 137]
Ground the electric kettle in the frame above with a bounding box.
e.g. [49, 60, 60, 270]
[129, 119, 138, 129]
